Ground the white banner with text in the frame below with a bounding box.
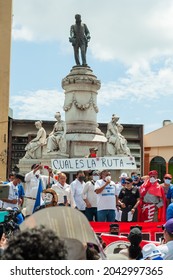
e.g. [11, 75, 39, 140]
[51, 156, 136, 172]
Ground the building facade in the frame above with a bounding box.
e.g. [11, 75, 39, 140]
[144, 120, 173, 180]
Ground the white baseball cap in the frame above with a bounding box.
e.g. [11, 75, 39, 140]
[142, 243, 163, 260]
[119, 172, 128, 178]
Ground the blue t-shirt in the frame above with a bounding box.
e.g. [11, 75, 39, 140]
[167, 185, 173, 201]
[166, 203, 173, 221]
[18, 184, 25, 198]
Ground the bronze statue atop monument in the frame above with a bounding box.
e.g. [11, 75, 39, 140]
[69, 14, 91, 66]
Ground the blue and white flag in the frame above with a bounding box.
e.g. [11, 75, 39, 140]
[33, 179, 43, 213]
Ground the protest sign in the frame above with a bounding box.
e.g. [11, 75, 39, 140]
[51, 156, 136, 172]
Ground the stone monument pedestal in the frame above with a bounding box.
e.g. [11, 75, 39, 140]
[62, 65, 107, 157]
[18, 145, 69, 174]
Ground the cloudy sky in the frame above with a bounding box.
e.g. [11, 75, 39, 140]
[10, 0, 173, 134]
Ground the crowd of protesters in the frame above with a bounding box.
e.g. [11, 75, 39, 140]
[0, 154, 173, 259]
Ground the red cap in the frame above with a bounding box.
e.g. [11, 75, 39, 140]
[148, 170, 158, 177]
[164, 173, 172, 179]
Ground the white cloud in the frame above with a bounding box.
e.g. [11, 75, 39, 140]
[12, 24, 34, 41]
[12, 0, 173, 63]
[10, 89, 65, 120]
[98, 58, 173, 106]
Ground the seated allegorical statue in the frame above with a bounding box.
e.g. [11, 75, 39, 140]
[117, 124, 131, 156]
[106, 114, 131, 156]
[47, 112, 66, 153]
[24, 120, 47, 159]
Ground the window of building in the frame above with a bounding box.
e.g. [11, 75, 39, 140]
[150, 156, 166, 182]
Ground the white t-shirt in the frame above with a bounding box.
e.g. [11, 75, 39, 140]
[95, 179, 116, 211]
[70, 179, 86, 211]
[82, 180, 97, 207]
[157, 240, 173, 260]
[25, 171, 40, 198]
[3, 182, 18, 209]
[52, 182, 73, 205]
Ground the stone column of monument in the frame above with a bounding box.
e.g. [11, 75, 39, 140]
[62, 66, 107, 157]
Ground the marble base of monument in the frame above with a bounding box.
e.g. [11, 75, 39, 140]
[18, 151, 69, 174]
